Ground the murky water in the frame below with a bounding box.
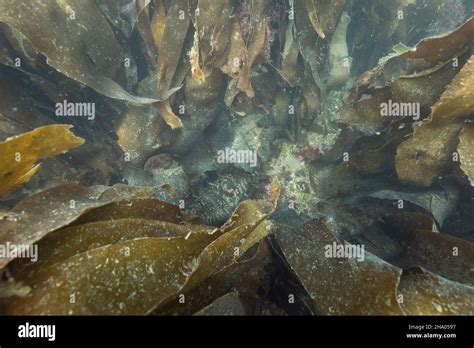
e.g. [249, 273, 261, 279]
[0, 0, 473, 316]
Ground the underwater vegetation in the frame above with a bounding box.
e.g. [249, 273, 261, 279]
[0, 0, 473, 315]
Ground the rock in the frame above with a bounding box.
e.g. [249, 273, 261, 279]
[122, 154, 189, 205]
[265, 142, 320, 217]
[114, 106, 172, 166]
[190, 173, 251, 226]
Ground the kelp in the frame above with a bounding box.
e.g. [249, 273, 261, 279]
[275, 219, 404, 315]
[396, 55, 474, 186]
[137, 1, 158, 72]
[274, 217, 474, 315]
[155, 0, 190, 97]
[159, 240, 273, 315]
[0, 71, 54, 138]
[236, 0, 270, 98]
[304, 0, 326, 39]
[0, 0, 472, 318]
[194, 292, 246, 315]
[399, 267, 474, 315]
[115, 105, 174, 165]
[0, 0, 164, 104]
[316, 0, 346, 39]
[155, 101, 183, 129]
[393, 227, 474, 286]
[276, 20, 300, 86]
[458, 124, 474, 185]
[220, 18, 247, 78]
[0, 125, 84, 196]
[370, 183, 459, 227]
[0, 179, 280, 314]
[342, 52, 462, 130]
[150, 0, 166, 47]
[340, 17, 474, 188]
[348, 133, 402, 174]
[429, 54, 474, 124]
[191, 0, 233, 79]
[348, 17, 474, 103]
[97, 0, 140, 39]
[0, 183, 154, 269]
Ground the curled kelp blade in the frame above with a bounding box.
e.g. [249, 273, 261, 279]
[158, 240, 273, 315]
[275, 219, 404, 315]
[348, 17, 474, 100]
[0, 125, 84, 196]
[0, 183, 160, 269]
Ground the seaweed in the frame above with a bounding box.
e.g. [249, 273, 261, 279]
[0, 125, 84, 196]
[0, 0, 473, 317]
[0, 179, 280, 314]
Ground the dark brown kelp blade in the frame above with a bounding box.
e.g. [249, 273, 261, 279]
[348, 17, 474, 99]
[275, 219, 404, 315]
[385, 212, 474, 286]
[395, 55, 474, 186]
[276, 217, 474, 315]
[399, 267, 474, 315]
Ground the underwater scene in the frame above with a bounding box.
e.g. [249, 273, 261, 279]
[0, 0, 473, 316]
